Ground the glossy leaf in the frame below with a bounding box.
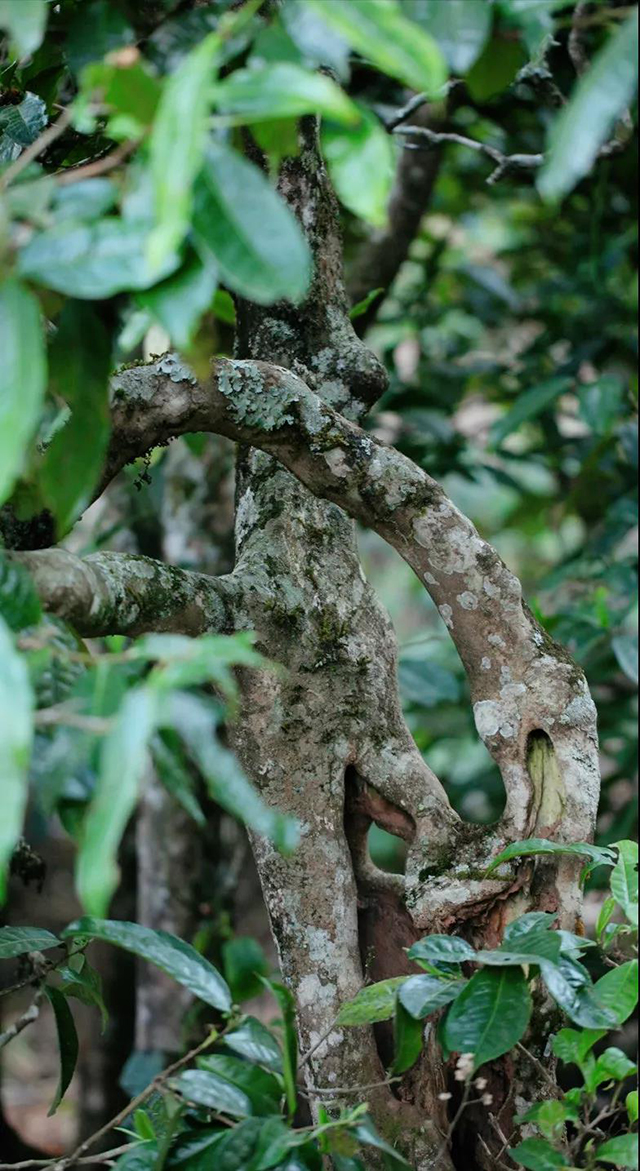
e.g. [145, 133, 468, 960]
[596, 1134, 639, 1170]
[503, 913, 556, 942]
[0, 925, 59, 958]
[322, 106, 394, 227]
[0, 0, 47, 56]
[307, 0, 447, 96]
[224, 1018, 282, 1071]
[76, 687, 156, 916]
[399, 973, 466, 1019]
[214, 62, 359, 125]
[59, 957, 109, 1031]
[193, 142, 311, 305]
[0, 91, 47, 147]
[593, 960, 639, 1026]
[40, 302, 112, 533]
[407, 0, 491, 74]
[337, 977, 408, 1025]
[508, 1137, 569, 1170]
[626, 1090, 639, 1125]
[485, 838, 616, 876]
[138, 251, 217, 350]
[408, 934, 476, 964]
[539, 11, 639, 201]
[18, 218, 181, 299]
[0, 616, 34, 902]
[610, 839, 638, 925]
[541, 958, 616, 1029]
[197, 1054, 281, 1116]
[443, 966, 531, 1070]
[221, 936, 269, 1003]
[0, 278, 46, 506]
[44, 985, 79, 1115]
[391, 1001, 424, 1075]
[172, 1069, 252, 1118]
[149, 32, 219, 265]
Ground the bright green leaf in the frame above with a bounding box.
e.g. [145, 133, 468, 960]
[596, 1133, 639, 1170]
[508, 1137, 569, 1170]
[406, 0, 491, 74]
[593, 960, 639, 1026]
[610, 839, 638, 925]
[391, 1000, 424, 1074]
[322, 105, 394, 227]
[485, 838, 616, 876]
[138, 251, 218, 350]
[337, 977, 408, 1025]
[626, 1090, 638, 1125]
[0, 278, 46, 506]
[261, 977, 297, 1118]
[214, 62, 359, 125]
[0, 0, 47, 57]
[443, 966, 532, 1070]
[538, 11, 638, 202]
[62, 917, 232, 1012]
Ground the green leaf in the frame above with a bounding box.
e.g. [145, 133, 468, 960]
[66, 0, 135, 75]
[352, 1116, 411, 1168]
[490, 379, 573, 447]
[0, 555, 41, 632]
[552, 1026, 605, 1067]
[0, 616, 34, 902]
[593, 960, 638, 1026]
[214, 62, 359, 125]
[398, 974, 466, 1019]
[52, 178, 118, 222]
[137, 251, 218, 350]
[197, 1055, 281, 1116]
[485, 838, 616, 876]
[222, 936, 269, 1003]
[81, 59, 161, 130]
[114, 1147, 157, 1170]
[517, 1098, 576, 1141]
[0, 925, 59, 958]
[596, 1134, 639, 1170]
[626, 1090, 638, 1125]
[260, 977, 297, 1119]
[443, 966, 532, 1070]
[171, 1069, 252, 1118]
[0, 0, 47, 57]
[503, 913, 556, 942]
[349, 287, 384, 320]
[397, 659, 461, 707]
[406, 0, 491, 74]
[44, 985, 79, 1115]
[0, 91, 47, 146]
[148, 31, 219, 266]
[59, 957, 109, 1031]
[0, 278, 46, 507]
[391, 1001, 424, 1074]
[40, 302, 112, 533]
[466, 34, 525, 101]
[508, 1137, 569, 1170]
[612, 634, 639, 686]
[588, 1047, 637, 1093]
[224, 1018, 282, 1072]
[610, 839, 638, 925]
[541, 958, 617, 1029]
[150, 731, 205, 826]
[62, 917, 232, 1012]
[337, 977, 408, 1025]
[18, 218, 181, 300]
[579, 375, 625, 435]
[75, 686, 157, 916]
[322, 106, 394, 227]
[538, 11, 638, 202]
[193, 142, 311, 305]
[165, 1127, 224, 1167]
[596, 897, 617, 942]
[307, 0, 447, 96]
[408, 935, 476, 964]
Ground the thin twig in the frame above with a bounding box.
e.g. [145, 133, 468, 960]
[0, 986, 45, 1049]
[1, 107, 74, 188]
[0, 1145, 139, 1170]
[516, 1042, 563, 1098]
[34, 703, 113, 734]
[385, 91, 429, 131]
[298, 1012, 342, 1070]
[392, 124, 544, 185]
[55, 139, 140, 186]
[306, 1076, 401, 1096]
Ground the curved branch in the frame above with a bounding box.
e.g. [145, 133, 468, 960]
[14, 548, 235, 637]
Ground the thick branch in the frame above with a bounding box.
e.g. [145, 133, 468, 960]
[14, 548, 234, 637]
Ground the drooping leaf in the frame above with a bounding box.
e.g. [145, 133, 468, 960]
[0, 278, 46, 507]
[408, 935, 476, 964]
[352, 1116, 411, 1169]
[508, 1137, 570, 1171]
[610, 839, 638, 925]
[214, 62, 359, 125]
[337, 977, 408, 1025]
[62, 917, 232, 1012]
[18, 218, 181, 300]
[0, 616, 34, 902]
[75, 686, 157, 916]
[465, 34, 525, 101]
[261, 977, 297, 1118]
[150, 730, 205, 826]
[224, 1018, 283, 1072]
[398, 974, 467, 1020]
[322, 106, 394, 227]
[39, 302, 112, 533]
[596, 1134, 639, 1170]
[0, 925, 60, 959]
[391, 1001, 424, 1074]
[148, 32, 219, 265]
[538, 10, 638, 201]
[626, 1090, 639, 1125]
[406, 0, 491, 74]
[593, 960, 639, 1026]
[192, 142, 311, 305]
[0, 0, 47, 57]
[540, 958, 617, 1029]
[443, 966, 532, 1070]
[137, 251, 218, 350]
[171, 1069, 252, 1118]
[490, 378, 573, 447]
[485, 838, 616, 876]
[44, 985, 79, 1115]
[59, 956, 109, 1031]
[307, 0, 447, 96]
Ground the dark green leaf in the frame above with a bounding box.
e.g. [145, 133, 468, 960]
[193, 142, 311, 305]
[149, 32, 219, 264]
[0, 278, 47, 506]
[596, 1134, 639, 1170]
[485, 838, 616, 876]
[612, 635, 639, 686]
[222, 936, 269, 1003]
[306, 0, 447, 96]
[197, 1054, 281, 1116]
[66, 0, 135, 74]
[261, 977, 297, 1118]
[166, 1127, 224, 1166]
[114, 1145, 158, 1169]
[391, 1001, 423, 1074]
[214, 63, 359, 124]
[541, 958, 616, 1029]
[62, 917, 232, 1012]
[59, 957, 109, 1030]
[225, 1018, 283, 1071]
[491, 379, 573, 446]
[539, 11, 638, 201]
[507, 1137, 569, 1170]
[406, 0, 491, 74]
[466, 34, 525, 100]
[503, 913, 556, 943]
[0, 91, 46, 146]
[352, 1116, 411, 1168]
[44, 985, 79, 1115]
[397, 659, 461, 707]
[0, 556, 41, 632]
[398, 974, 466, 1019]
[138, 251, 217, 350]
[18, 218, 181, 299]
[408, 935, 476, 964]
[443, 966, 531, 1070]
[322, 106, 394, 227]
[171, 1069, 252, 1118]
[338, 977, 408, 1025]
[151, 731, 205, 827]
[0, 617, 34, 902]
[76, 686, 156, 916]
[0, 925, 59, 958]
[0, 0, 47, 56]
